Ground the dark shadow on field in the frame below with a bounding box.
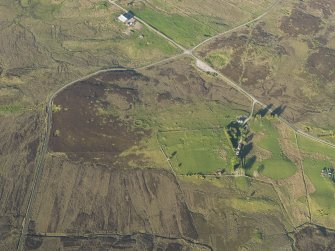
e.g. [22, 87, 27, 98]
[227, 121, 241, 148]
[258, 164, 265, 173]
[240, 142, 253, 159]
[295, 225, 335, 251]
[244, 156, 257, 170]
[271, 105, 286, 117]
[317, 225, 328, 236]
[245, 133, 254, 143]
[256, 104, 273, 117]
[234, 163, 240, 170]
[240, 142, 256, 170]
[170, 151, 177, 158]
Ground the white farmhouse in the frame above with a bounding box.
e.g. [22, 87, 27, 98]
[118, 11, 136, 26]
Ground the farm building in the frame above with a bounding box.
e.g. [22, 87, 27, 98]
[321, 167, 334, 177]
[236, 142, 244, 156]
[118, 11, 136, 26]
[237, 115, 247, 125]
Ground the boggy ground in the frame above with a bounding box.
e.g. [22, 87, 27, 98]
[294, 224, 335, 251]
[30, 157, 197, 240]
[0, 112, 43, 250]
[25, 233, 210, 251]
[50, 70, 151, 167]
[196, 0, 335, 131]
[180, 176, 294, 250]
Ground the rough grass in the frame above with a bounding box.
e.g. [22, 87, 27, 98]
[0, 104, 24, 113]
[117, 27, 178, 62]
[93, 0, 110, 10]
[302, 126, 335, 144]
[196, 0, 335, 131]
[29, 0, 63, 20]
[120, 0, 275, 47]
[235, 176, 251, 191]
[16, 0, 179, 72]
[63, 26, 178, 66]
[121, 133, 170, 169]
[297, 135, 335, 160]
[228, 197, 279, 213]
[20, 0, 30, 7]
[180, 175, 293, 250]
[154, 102, 243, 131]
[250, 118, 297, 179]
[205, 50, 232, 69]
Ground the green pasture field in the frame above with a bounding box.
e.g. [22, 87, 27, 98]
[130, 6, 217, 47]
[303, 158, 335, 225]
[250, 118, 297, 179]
[297, 135, 335, 160]
[158, 129, 233, 175]
[119, 0, 275, 48]
[296, 134, 335, 225]
[127, 101, 242, 174]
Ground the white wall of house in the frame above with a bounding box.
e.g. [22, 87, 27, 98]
[118, 15, 128, 23]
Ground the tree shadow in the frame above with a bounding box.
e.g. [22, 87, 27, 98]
[234, 163, 240, 170]
[271, 105, 286, 117]
[244, 156, 257, 170]
[256, 104, 273, 117]
[227, 121, 241, 148]
[240, 142, 253, 159]
[245, 133, 254, 143]
[258, 164, 265, 173]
